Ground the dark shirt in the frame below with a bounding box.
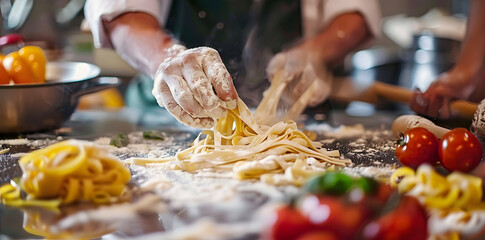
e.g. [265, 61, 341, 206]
[165, 0, 302, 106]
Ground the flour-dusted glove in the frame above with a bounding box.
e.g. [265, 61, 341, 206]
[266, 47, 332, 107]
[152, 45, 238, 129]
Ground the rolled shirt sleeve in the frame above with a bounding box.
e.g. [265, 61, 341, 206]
[84, 0, 171, 48]
[85, 0, 380, 48]
[302, 0, 381, 39]
[323, 0, 381, 38]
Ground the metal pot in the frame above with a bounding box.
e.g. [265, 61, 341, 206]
[350, 34, 461, 92]
[0, 61, 120, 133]
[398, 33, 461, 91]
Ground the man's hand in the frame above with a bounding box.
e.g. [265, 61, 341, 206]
[152, 46, 238, 128]
[103, 13, 238, 129]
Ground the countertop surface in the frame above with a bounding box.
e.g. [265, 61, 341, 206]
[0, 105, 446, 239]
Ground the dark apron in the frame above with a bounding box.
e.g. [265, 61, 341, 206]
[126, 0, 301, 108]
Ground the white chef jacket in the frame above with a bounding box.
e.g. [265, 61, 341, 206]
[85, 0, 381, 49]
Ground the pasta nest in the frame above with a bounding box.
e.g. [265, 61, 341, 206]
[1, 139, 130, 208]
[390, 164, 482, 210]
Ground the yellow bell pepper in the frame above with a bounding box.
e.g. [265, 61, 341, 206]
[0, 55, 10, 84]
[78, 88, 125, 110]
[2, 46, 46, 84]
[18, 46, 46, 83]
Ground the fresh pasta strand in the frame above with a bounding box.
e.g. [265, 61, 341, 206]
[428, 208, 485, 237]
[253, 70, 288, 126]
[253, 65, 332, 125]
[0, 140, 131, 209]
[129, 99, 350, 185]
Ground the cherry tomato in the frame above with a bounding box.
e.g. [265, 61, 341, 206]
[375, 184, 394, 204]
[395, 127, 439, 169]
[439, 128, 483, 172]
[362, 196, 428, 240]
[299, 195, 371, 239]
[269, 205, 314, 240]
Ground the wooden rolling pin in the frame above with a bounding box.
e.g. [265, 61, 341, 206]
[392, 115, 450, 138]
[331, 78, 479, 119]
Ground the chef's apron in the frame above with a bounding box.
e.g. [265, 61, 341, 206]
[125, 0, 301, 109]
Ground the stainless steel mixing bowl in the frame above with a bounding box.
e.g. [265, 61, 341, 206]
[0, 61, 120, 133]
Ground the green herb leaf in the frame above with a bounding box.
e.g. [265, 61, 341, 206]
[110, 133, 129, 148]
[354, 177, 379, 195]
[143, 130, 165, 140]
[305, 172, 354, 196]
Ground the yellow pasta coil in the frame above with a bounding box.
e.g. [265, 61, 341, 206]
[390, 165, 483, 210]
[0, 140, 131, 208]
[129, 99, 349, 185]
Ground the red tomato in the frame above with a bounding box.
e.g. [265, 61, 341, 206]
[297, 231, 338, 240]
[269, 205, 314, 240]
[299, 195, 370, 239]
[375, 184, 394, 204]
[395, 127, 439, 168]
[439, 128, 483, 172]
[362, 196, 428, 240]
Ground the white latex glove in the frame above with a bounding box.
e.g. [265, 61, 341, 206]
[266, 49, 332, 107]
[152, 45, 238, 129]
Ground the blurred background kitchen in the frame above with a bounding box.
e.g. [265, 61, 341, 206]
[0, 0, 470, 112]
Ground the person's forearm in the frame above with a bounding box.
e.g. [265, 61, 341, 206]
[455, 0, 485, 75]
[309, 12, 370, 65]
[104, 12, 175, 78]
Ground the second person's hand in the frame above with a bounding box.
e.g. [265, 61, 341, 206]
[265, 12, 371, 109]
[266, 41, 332, 108]
[410, 65, 480, 119]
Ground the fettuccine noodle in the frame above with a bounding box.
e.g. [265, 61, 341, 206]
[390, 165, 483, 210]
[429, 208, 485, 237]
[0, 140, 130, 208]
[129, 99, 350, 185]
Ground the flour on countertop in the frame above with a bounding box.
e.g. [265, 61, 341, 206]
[123, 218, 263, 240]
[0, 122, 401, 238]
[306, 123, 366, 139]
[10, 152, 27, 158]
[90, 131, 290, 218]
[312, 122, 398, 169]
[0, 139, 29, 145]
[39, 194, 168, 239]
[343, 165, 396, 181]
[92, 131, 192, 160]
